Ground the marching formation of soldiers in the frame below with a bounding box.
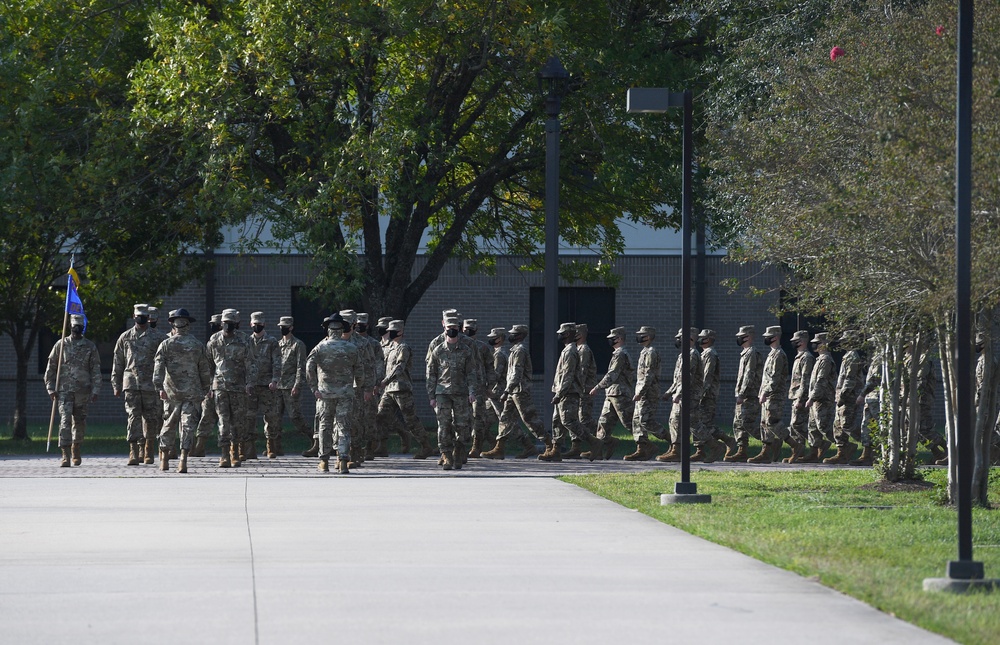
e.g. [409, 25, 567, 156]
[47, 304, 968, 472]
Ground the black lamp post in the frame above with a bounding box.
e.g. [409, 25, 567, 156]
[539, 56, 568, 426]
[627, 88, 709, 504]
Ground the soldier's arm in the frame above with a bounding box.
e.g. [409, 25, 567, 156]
[382, 349, 405, 387]
[198, 347, 212, 395]
[111, 336, 125, 393]
[426, 353, 439, 399]
[305, 351, 319, 393]
[245, 344, 259, 392]
[270, 343, 281, 386]
[505, 350, 522, 393]
[737, 353, 757, 399]
[596, 352, 621, 390]
[152, 343, 167, 392]
[44, 342, 60, 394]
[293, 342, 307, 392]
[89, 343, 102, 397]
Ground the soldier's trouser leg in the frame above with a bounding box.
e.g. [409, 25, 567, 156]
[215, 391, 247, 448]
[57, 390, 90, 447]
[788, 403, 809, 445]
[599, 395, 634, 442]
[834, 402, 860, 446]
[471, 394, 487, 446]
[245, 385, 265, 442]
[552, 394, 583, 444]
[153, 398, 165, 446]
[697, 396, 718, 445]
[631, 396, 661, 442]
[485, 397, 501, 436]
[808, 400, 835, 447]
[160, 401, 179, 451]
[512, 393, 546, 442]
[378, 392, 425, 442]
[435, 394, 458, 453]
[124, 390, 159, 445]
[160, 400, 200, 452]
[690, 403, 712, 444]
[333, 397, 353, 456]
[916, 402, 942, 447]
[197, 395, 218, 440]
[317, 398, 344, 458]
[352, 388, 367, 453]
[761, 398, 787, 443]
[257, 387, 280, 440]
[363, 393, 378, 447]
[578, 393, 598, 439]
[280, 389, 311, 437]
[668, 400, 702, 444]
[861, 396, 880, 446]
[733, 399, 761, 443]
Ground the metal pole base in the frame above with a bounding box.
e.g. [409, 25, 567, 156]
[661, 481, 712, 505]
[924, 561, 997, 593]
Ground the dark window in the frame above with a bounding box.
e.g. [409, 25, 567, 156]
[529, 287, 616, 375]
[778, 291, 841, 361]
[291, 287, 329, 353]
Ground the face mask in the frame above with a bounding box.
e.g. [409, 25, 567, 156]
[465, 328, 476, 337]
[764, 336, 775, 346]
[446, 328, 459, 338]
[173, 319, 189, 329]
[736, 336, 746, 346]
[224, 322, 237, 333]
[674, 339, 682, 349]
[135, 315, 149, 326]
[976, 342, 985, 353]
[149, 320, 158, 328]
[809, 342, 819, 351]
[210, 324, 222, 333]
[509, 335, 521, 344]
[376, 326, 388, 337]
[356, 323, 368, 334]
[389, 330, 401, 340]
[71, 325, 84, 336]
[636, 335, 646, 344]
[279, 326, 291, 336]
[608, 338, 618, 347]
[252, 324, 265, 334]
[699, 339, 709, 346]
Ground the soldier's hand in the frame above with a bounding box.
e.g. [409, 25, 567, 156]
[113, 388, 120, 398]
[469, 394, 476, 405]
[291, 387, 299, 397]
[632, 394, 641, 402]
[314, 390, 322, 400]
[429, 398, 437, 409]
[245, 385, 254, 395]
[758, 394, 767, 405]
[551, 395, 560, 405]
[364, 391, 373, 402]
[208, 390, 215, 400]
[589, 387, 598, 396]
[855, 395, 864, 406]
[806, 399, 814, 408]
[49, 392, 56, 402]
[269, 382, 278, 391]
[91, 394, 98, 403]
[736, 396, 745, 405]
[673, 395, 681, 404]
[160, 390, 168, 401]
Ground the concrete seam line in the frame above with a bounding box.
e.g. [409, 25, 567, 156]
[245, 478, 260, 645]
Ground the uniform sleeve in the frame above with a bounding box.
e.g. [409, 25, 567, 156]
[306, 349, 318, 391]
[44, 342, 61, 394]
[383, 347, 405, 386]
[597, 352, 621, 390]
[294, 341, 307, 391]
[737, 351, 759, 398]
[88, 343, 102, 396]
[426, 350, 439, 398]
[111, 335, 125, 392]
[153, 342, 167, 391]
[270, 342, 282, 384]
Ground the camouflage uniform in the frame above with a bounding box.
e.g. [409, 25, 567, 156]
[341, 310, 377, 462]
[152, 313, 211, 454]
[903, 350, 944, 450]
[733, 332, 763, 445]
[275, 317, 310, 438]
[426, 321, 478, 459]
[551, 323, 587, 447]
[145, 307, 170, 448]
[788, 333, 815, 446]
[496, 325, 547, 443]
[195, 315, 223, 448]
[463, 319, 493, 455]
[306, 331, 361, 467]
[485, 328, 510, 433]
[246, 312, 281, 455]
[632, 329, 662, 443]
[666, 329, 704, 444]
[358, 316, 386, 452]
[759, 333, 789, 443]
[576, 324, 598, 439]
[44, 318, 102, 451]
[594, 328, 635, 447]
[834, 347, 866, 448]
[377, 321, 430, 454]
[860, 351, 883, 446]
[698, 330, 725, 444]
[111, 304, 163, 455]
[806, 335, 836, 450]
[206, 310, 258, 463]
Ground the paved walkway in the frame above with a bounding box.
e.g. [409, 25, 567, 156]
[0, 459, 951, 644]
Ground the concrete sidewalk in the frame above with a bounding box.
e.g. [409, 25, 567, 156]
[0, 477, 951, 645]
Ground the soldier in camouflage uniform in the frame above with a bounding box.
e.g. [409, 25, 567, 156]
[802, 332, 836, 462]
[583, 326, 632, 460]
[484, 327, 509, 444]
[355, 313, 386, 457]
[45, 315, 101, 467]
[112, 303, 164, 466]
[547, 322, 601, 462]
[464, 318, 494, 458]
[307, 313, 361, 473]
[693, 329, 735, 463]
[657, 327, 704, 463]
[146, 306, 170, 456]
[153, 309, 212, 473]
[482, 325, 545, 460]
[340, 310, 375, 467]
[748, 326, 794, 463]
[273, 316, 310, 456]
[825, 330, 866, 464]
[206, 309, 258, 468]
[192, 313, 223, 457]
[575, 323, 599, 450]
[376, 320, 435, 459]
[725, 325, 762, 462]
[246, 312, 281, 461]
[626, 325, 663, 461]
[784, 330, 814, 463]
[375, 316, 409, 453]
[426, 317, 478, 470]
[902, 342, 947, 465]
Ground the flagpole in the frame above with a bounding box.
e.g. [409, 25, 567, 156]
[45, 258, 75, 453]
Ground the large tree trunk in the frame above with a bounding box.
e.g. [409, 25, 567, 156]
[903, 332, 923, 480]
[886, 335, 905, 482]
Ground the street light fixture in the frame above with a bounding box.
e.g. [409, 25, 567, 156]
[539, 56, 569, 426]
[627, 88, 710, 504]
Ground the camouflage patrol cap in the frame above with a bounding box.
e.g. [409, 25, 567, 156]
[444, 316, 461, 327]
[133, 303, 149, 316]
[339, 310, 357, 324]
[70, 314, 85, 327]
[278, 316, 294, 327]
[790, 330, 810, 343]
[210, 314, 223, 325]
[976, 330, 987, 345]
[377, 317, 392, 327]
[840, 330, 863, 346]
[736, 325, 755, 337]
[676, 327, 699, 340]
[463, 319, 478, 330]
[442, 308, 459, 320]
[557, 322, 577, 335]
[698, 329, 716, 340]
[147, 306, 160, 320]
[635, 325, 656, 338]
[508, 324, 529, 336]
[607, 326, 625, 340]
[250, 311, 265, 325]
[357, 313, 369, 324]
[811, 332, 829, 345]
[221, 309, 240, 323]
[168, 308, 195, 323]
[763, 325, 782, 338]
[388, 319, 405, 332]
[487, 327, 507, 340]
[576, 323, 588, 335]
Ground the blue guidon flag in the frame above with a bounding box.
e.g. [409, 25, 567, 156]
[66, 265, 87, 331]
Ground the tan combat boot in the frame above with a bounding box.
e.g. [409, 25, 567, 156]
[561, 439, 584, 460]
[452, 441, 465, 470]
[468, 435, 482, 459]
[538, 438, 562, 462]
[624, 442, 645, 461]
[60, 447, 71, 468]
[71, 443, 82, 466]
[747, 442, 774, 464]
[413, 436, 434, 460]
[823, 441, 856, 464]
[849, 444, 874, 466]
[724, 440, 749, 463]
[511, 436, 535, 459]
[482, 438, 507, 460]
[266, 437, 276, 459]
[301, 437, 320, 458]
[338, 457, 351, 474]
[144, 437, 155, 464]
[275, 435, 285, 456]
[580, 436, 603, 461]
[441, 451, 454, 471]
[230, 442, 242, 467]
[783, 437, 805, 463]
[219, 447, 231, 468]
[602, 436, 619, 460]
[191, 436, 207, 458]
[318, 456, 329, 472]
[127, 442, 140, 466]
[689, 444, 706, 462]
[177, 450, 189, 474]
[701, 438, 726, 464]
[159, 449, 169, 472]
[656, 443, 681, 463]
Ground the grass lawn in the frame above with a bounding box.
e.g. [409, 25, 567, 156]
[564, 467, 1000, 645]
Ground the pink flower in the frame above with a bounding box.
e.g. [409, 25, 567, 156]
[830, 46, 846, 61]
[936, 25, 945, 36]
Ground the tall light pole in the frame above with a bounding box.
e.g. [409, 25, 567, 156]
[540, 57, 568, 427]
[627, 88, 709, 504]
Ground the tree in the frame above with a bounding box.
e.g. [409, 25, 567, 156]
[701, 0, 1000, 499]
[128, 0, 700, 317]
